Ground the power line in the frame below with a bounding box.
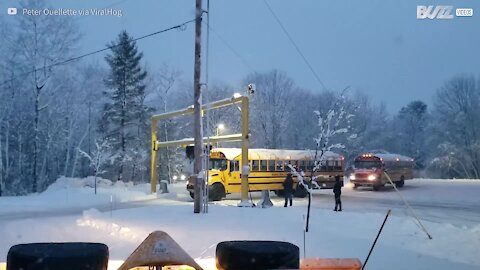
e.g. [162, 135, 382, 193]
[263, 0, 327, 91]
[0, 18, 196, 87]
[203, 21, 257, 73]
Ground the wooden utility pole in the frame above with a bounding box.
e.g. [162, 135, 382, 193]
[193, 0, 204, 213]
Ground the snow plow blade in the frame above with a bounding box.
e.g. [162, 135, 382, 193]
[300, 258, 362, 270]
[118, 231, 203, 270]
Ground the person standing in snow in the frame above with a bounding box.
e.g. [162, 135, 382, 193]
[333, 175, 342, 211]
[283, 173, 294, 207]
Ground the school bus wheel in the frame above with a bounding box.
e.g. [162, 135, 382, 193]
[293, 185, 308, 198]
[209, 183, 226, 201]
[396, 176, 405, 188]
[274, 190, 285, 197]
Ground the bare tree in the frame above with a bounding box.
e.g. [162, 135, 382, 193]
[432, 75, 480, 178]
[294, 89, 356, 232]
[203, 83, 242, 137]
[69, 64, 107, 178]
[245, 70, 294, 148]
[152, 65, 182, 182]
[79, 140, 113, 194]
[13, 0, 80, 192]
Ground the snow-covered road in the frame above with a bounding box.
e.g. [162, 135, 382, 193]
[220, 179, 480, 227]
[1, 179, 479, 229]
[0, 178, 479, 270]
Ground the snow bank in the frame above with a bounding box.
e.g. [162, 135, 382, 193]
[0, 178, 478, 269]
[1, 201, 477, 270]
[0, 176, 156, 216]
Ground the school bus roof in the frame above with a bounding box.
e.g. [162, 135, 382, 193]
[357, 153, 414, 162]
[212, 148, 342, 161]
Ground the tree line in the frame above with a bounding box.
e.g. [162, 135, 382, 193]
[0, 1, 479, 195]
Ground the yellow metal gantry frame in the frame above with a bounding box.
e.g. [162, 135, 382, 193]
[150, 95, 251, 205]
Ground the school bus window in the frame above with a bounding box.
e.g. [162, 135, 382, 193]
[284, 160, 291, 171]
[210, 159, 228, 171]
[260, 160, 267, 171]
[252, 160, 259, 171]
[276, 160, 284, 171]
[230, 160, 239, 171]
[268, 160, 275, 171]
[321, 162, 329, 172]
[292, 160, 299, 170]
[335, 160, 342, 171]
[327, 159, 333, 167]
[299, 160, 305, 171]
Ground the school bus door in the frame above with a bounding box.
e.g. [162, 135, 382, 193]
[227, 159, 242, 193]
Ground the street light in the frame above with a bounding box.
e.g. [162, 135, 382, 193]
[216, 123, 225, 147]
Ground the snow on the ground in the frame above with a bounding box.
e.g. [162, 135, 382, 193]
[0, 176, 157, 215]
[342, 178, 480, 205]
[0, 177, 479, 270]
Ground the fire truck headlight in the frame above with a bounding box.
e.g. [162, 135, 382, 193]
[173, 175, 178, 181]
[349, 174, 356, 180]
[368, 175, 376, 181]
[180, 174, 186, 181]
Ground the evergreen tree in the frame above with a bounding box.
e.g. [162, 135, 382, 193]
[99, 30, 152, 181]
[395, 100, 428, 168]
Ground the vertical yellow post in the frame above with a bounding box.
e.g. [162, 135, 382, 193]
[239, 96, 251, 206]
[151, 119, 158, 193]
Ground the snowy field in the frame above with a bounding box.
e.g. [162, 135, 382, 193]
[0, 177, 479, 270]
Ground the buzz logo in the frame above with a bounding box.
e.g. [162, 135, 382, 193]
[417, 5, 454, 19]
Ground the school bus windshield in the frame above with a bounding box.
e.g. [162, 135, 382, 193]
[209, 159, 228, 171]
[354, 161, 382, 169]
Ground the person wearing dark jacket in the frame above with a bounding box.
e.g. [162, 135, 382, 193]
[333, 175, 342, 211]
[283, 173, 294, 207]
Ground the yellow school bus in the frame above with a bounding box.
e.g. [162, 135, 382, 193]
[186, 148, 345, 200]
[349, 153, 415, 191]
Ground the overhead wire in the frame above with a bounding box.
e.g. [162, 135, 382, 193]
[203, 21, 257, 73]
[262, 0, 327, 91]
[0, 18, 196, 87]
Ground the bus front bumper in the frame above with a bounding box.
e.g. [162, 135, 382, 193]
[350, 179, 381, 186]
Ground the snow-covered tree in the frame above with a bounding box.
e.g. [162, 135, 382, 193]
[0, 0, 80, 193]
[291, 89, 357, 231]
[313, 92, 356, 162]
[99, 30, 153, 182]
[394, 101, 429, 168]
[344, 91, 390, 160]
[79, 140, 113, 194]
[150, 66, 182, 182]
[282, 89, 320, 150]
[430, 75, 480, 178]
[244, 70, 294, 148]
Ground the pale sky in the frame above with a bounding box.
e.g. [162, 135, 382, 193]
[2, 0, 479, 113]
